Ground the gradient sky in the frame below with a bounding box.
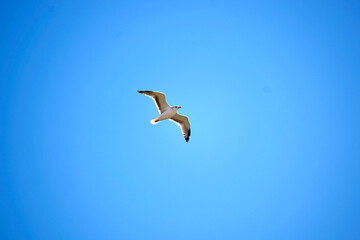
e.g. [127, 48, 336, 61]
[1, 1, 360, 239]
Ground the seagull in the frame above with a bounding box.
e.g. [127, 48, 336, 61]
[138, 91, 191, 142]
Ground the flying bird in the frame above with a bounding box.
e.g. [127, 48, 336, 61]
[138, 91, 191, 142]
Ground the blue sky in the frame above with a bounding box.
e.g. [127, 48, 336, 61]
[1, 1, 360, 239]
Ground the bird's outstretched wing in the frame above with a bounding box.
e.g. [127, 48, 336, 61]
[170, 113, 191, 142]
[138, 91, 171, 114]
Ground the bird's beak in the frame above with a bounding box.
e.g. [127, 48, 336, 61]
[179, 106, 182, 109]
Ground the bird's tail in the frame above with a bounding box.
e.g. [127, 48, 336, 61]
[151, 119, 160, 124]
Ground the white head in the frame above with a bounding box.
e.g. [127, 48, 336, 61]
[173, 106, 182, 110]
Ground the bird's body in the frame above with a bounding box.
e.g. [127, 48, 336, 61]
[138, 91, 191, 142]
[151, 106, 180, 124]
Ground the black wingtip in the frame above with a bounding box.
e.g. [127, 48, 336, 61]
[185, 129, 190, 142]
[138, 90, 150, 94]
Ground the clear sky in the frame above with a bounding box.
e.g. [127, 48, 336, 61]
[1, 0, 360, 239]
